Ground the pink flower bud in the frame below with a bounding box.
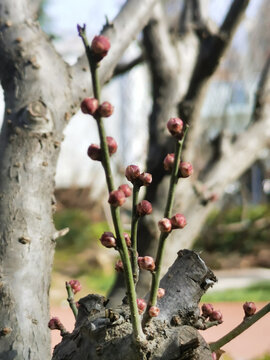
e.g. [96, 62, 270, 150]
[157, 288, 165, 298]
[48, 317, 62, 330]
[100, 232, 116, 248]
[123, 232, 131, 247]
[87, 144, 102, 161]
[167, 117, 184, 138]
[201, 303, 214, 317]
[138, 172, 152, 186]
[137, 200, 152, 216]
[125, 165, 140, 183]
[106, 136, 117, 155]
[118, 184, 132, 197]
[209, 310, 223, 323]
[170, 213, 187, 229]
[81, 98, 99, 115]
[115, 259, 124, 272]
[136, 298, 147, 314]
[108, 190, 126, 207]
[149, 306, 160, 317]
[158, 218, 172, 233]
[179, 161, 193, 178]
[163, 153, 175, 171]
[138, 256, 155, 271]
[243, 302, 256, 317]
[91, 35, 110, 61]
[98, 101, 114, 117]
[68, 280, 82, 294]
[212, 353, 217, 360]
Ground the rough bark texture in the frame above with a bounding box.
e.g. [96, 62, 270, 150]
[52, 250, 215, 360]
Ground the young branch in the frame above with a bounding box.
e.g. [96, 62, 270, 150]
[113, 54, 145, 77]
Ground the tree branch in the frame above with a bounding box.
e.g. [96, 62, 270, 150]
[113, 54, 145, 77]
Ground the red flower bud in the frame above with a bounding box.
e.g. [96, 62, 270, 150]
[91, 35, 110, 61]
[124, 232, 131, 247]
[138, 172, 152, 186]
[157, 288, 165, 299]
[179, 161, 193, 178]
[98, 101, 114, 117]
[167, 117, 184, 138]
[201, 303, 214, 317]
[243, 302, 256, 317]
[68, 280, 82, 294]
[87, 144, 102, 161]
[209, 310, 223, 323]
[118, 184, 132, 197]
[81, 98, 99, 115]
[115, 259, 124, 272]
[108, 190, 126, 207]
[137, 200, 152, 216]
[170, 213, 187, 229]
[106, 136, 117, 155]
[138, 256, 155, 271]
[136, 298, 147, 314]
[48, 317, 65, 331]
[149, 306, 160, 317]
[163, 153, 175, 171]
[125, 165, 140, 183]
[100, 232, 116, 248]
[158, 218, 172, 233]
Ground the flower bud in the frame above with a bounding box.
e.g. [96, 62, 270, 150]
[136, 298, 147, 314]
[48, 317, 63, 330]
[179, 161, 193, 178]
[138, 172, 152, 186]
[170, 213, 187, 229]
[98, 101, 114, 117]
[209, 310, 223, 323]
[115, 259, 124, 272]
[68, 280, 82, 294]
[163, 153, 175, 171]
[108, 190, 126, 207]
[158, 218, 172, 233]
[138, 256, 155, 271]
[91, 35, 110, 61]
[81, 98, 99, 115]
[212, 353, 217, 360]
[201, 303, 214, 317]
[243, 302, 256, 317]
[137, 200, 152, 216]
[106, 136, 117, 155]
[118, 184, 132, 198]
[125, 165, 140, 183]
[124, 232, 131, 247]
[87, 144, 102, 161]
[100, 232, 116, 248]
[149, 306, 160, 317]
[157, 288, 165, 299]
[167, 117, 184, 138]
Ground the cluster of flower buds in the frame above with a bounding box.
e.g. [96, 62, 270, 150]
[163, 153, 193, 178]
[201, 303, 223, 324]
[148, 306, 160, 317]
[136, 200, 152, 216]
[158, 213, 186, 233]
[243, 301, 256, 317]
[167, 117, 184, 139]
[125, 165, 152, 187]
[118, 184, 132, 198]
[136, 298, 147, 315]
[87, 137, 117, 161]
[138, 256, 155, 271]
[68, 280, 82, 294]
[81, 98, 114, 118]
[48, 317, 66, 334]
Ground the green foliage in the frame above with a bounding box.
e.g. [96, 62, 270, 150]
[54, 209, 108, 252]
[254, 354, 270, 360]
[202, 281, 270, 302]
[193, 205, 270, 254]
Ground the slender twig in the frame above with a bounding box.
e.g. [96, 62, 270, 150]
[210, 303, 270, 352]
[130, 184, 140, 285]
[143, 128, 188, 326]
[79, 27, 145, 343]
[65, 282, 78, 319]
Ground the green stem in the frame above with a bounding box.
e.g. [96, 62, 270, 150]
[210, 303, 270, 352]
[65, 282, 78, 319]
[130, 184, 140, 285]
[79, 28, 144, 342]
[143, 129, 188, 326]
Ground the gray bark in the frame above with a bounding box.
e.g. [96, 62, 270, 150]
[0, 0, 159, 358]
